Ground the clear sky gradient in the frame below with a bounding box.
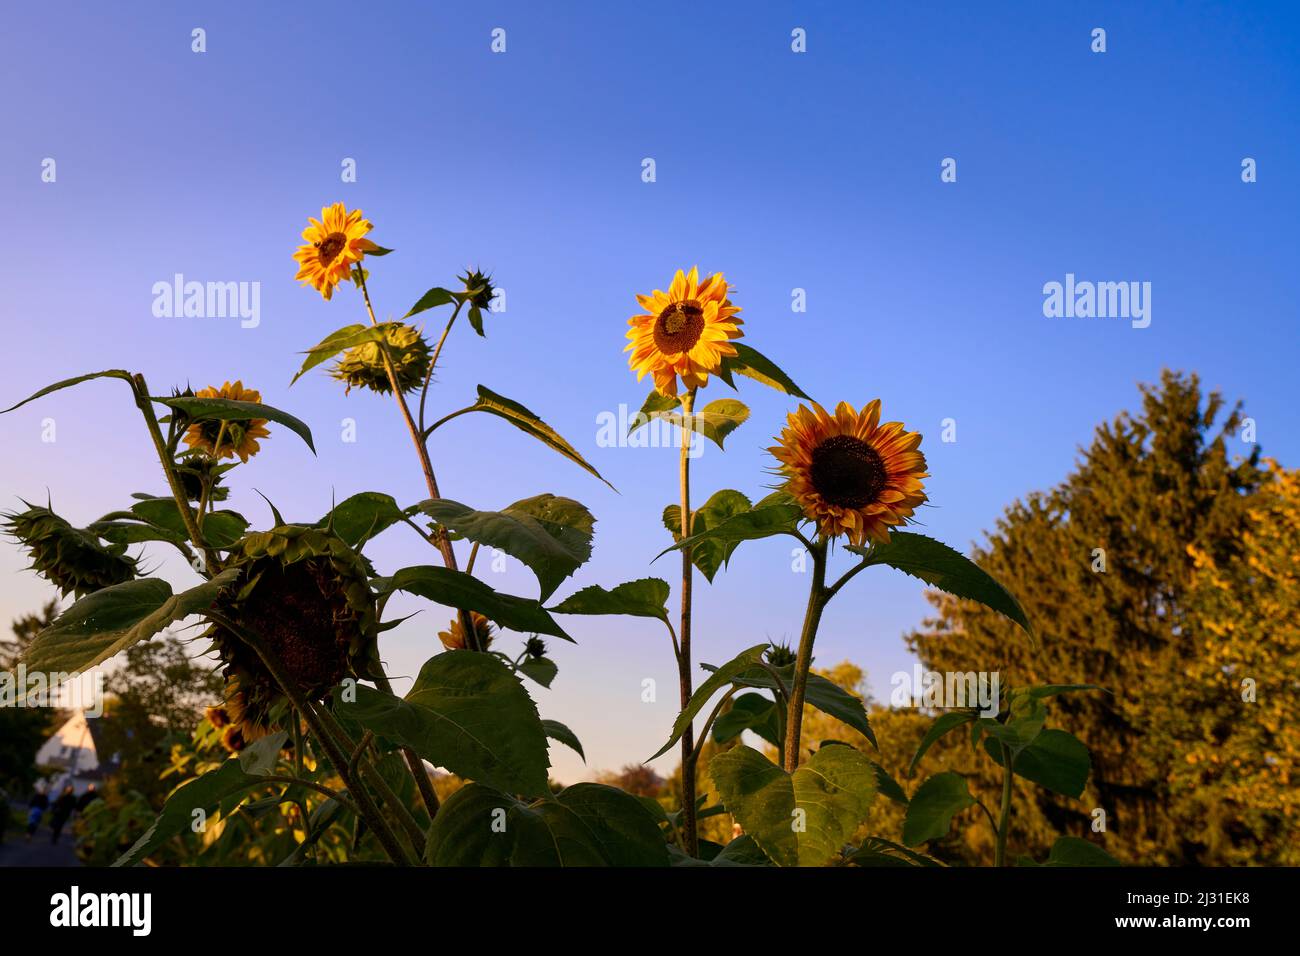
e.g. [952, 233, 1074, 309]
[2, 2, 1296, 780]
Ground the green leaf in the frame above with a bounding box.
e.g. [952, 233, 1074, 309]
[870, 762, 910, 806]
[2, 370, 135, 414]
[908, 711, 978, 777]
[721, 343, 811, 400]
[22, 570, 238, 679]
[345, 652, 551, 797]
[366, 245, 395, 257]
[403, 286, 456, 319]
[379, 565, 572, 641]
[425, 782, 668, 866]
[316, 491, 403, 548]
[441, 386, 613, 490]
[290, 324, 386, 386]
[86, 518, 188, 548]
[417, 495, 594, 601]
[980, 693, 1046, 757]
[852, 532, 1034, 641]
[548, 578, 670, 625]
[655, 501, 803, 564]
[658, 398, 750, 450]
[113, 732, 287, 866]
[542, 718, 584, 761]
[663, 488, 752, 582]
[1019, 835, 1122, 867]
[849, 836, 941, 867]
[902, 771, 977, 846]
[718, 661, 875, 747]
[467, 305, 485, 337]
[627, 389, 682, 438]
[708, 744, 877, 867]
[152, 395, 316, 455]
[518, 656, 558, 688]
[712, 693, 780, 747]
[649, 644, 770, 760]
[985, 728, 1091, 798]
[127, 498, 249, 549]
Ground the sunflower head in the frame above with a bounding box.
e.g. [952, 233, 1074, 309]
[523, 636, 548, 660]
[205, 526, 381, 746]
[459, 269, 497, 311]
[182, 381, 270, 463]
[438, 611, 495, 652]
[770, 400, 929, 547]
[330, 322, 431, 395]
[175, 457, 230, 502]
[3, 504, 138, 598]
[626, 267, 744, 397]
[293, 203, 378, 301]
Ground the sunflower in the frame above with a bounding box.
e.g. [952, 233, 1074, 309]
[331, 322, 430, 395]
[182, 381, 271, 463]
[438, 611, 495, 651]
[626, 267, 743, 397]
[770, 400, 928, 546]
[3, 504, 138, 598]
[293, 202, 378, 301]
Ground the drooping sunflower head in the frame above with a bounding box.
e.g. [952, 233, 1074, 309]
[626, 266, 744, 397]
[293, 202, 378, 301]
[459, 269, 497, 311]
[2, 504, 138, 598]
[175, 457, 230, 503]
[182, 381, 271, 463]
[770, 400, 929, 547]
[205, 526, 381, 746]
[438, 611, 495, 652]
[209, 674, 274, 753]
[330, 322, 431, 395]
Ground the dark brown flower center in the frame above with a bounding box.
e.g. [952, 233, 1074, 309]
[653, 300, 705, 354]
[810, 435, 888, 509]
[316, 232, 347, 263]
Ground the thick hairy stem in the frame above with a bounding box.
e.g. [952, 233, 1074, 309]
[783, 539, 828, 772]
[677, 388, 698, 856]
[995, 743, 1014, 867]
[374, 673, 441, 820]
[355, 272, 478, 650]
[132, 374, 215, 571]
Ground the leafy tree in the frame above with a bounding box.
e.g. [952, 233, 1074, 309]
[1167, 462, 1300, 864]
[597, 763, 665, 798]
[0, 601, 62, 794]
[906, 370, 1267, 864]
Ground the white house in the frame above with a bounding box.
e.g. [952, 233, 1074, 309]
[34, 709, 115, 795]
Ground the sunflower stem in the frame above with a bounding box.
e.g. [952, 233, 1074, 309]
[354, 269, 480, 652]
[783, 537, 829, 772]
[131, 374, 216, 572]
[677, 387, 699, 857]
[995, 743, 1014, 867]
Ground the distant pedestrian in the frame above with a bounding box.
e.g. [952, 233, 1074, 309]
[26, 787, 49, 841]
[49, 786, 77, 845]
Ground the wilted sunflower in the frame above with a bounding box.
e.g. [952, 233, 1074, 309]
[204, 525, 381, 750]
[3, 504, 138, 598]
[770, 400, 928, 547]
[331, 322, 431, 395]
[293, 202, 378, 301]
[438, 611, 494, 651]
[626, 267, 743, 397]
[182, 381, 270, 463]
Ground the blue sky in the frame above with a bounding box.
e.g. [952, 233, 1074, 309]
[1, 1, 1296, 780]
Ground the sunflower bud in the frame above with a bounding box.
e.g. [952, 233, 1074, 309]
[458, 269, 496, 311]
[3, 504, 138, 598]
[524, 636, 548, 660]
[766, 643, 797, 668]
[331, 322, 431, 396]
